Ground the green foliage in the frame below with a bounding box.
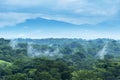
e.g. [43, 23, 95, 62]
[72, 70, 102, 80]
[0, 60, 12, 67]
[3, 73, 27, 80]
[1, 38, 120, 80]
[94, 60, 120, 80]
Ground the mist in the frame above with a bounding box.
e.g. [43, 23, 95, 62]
[10, 39, 18, 49]
[96, 43, 108, 59]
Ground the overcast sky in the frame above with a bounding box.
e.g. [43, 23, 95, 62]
[0, 0, 120, 39]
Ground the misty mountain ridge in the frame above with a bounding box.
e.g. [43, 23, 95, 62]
[12, 17, 120, 31]
[10, 38, 120, 59]
[4, 17, 113, 30]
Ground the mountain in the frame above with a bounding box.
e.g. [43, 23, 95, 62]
[1, 17, 79, 33]
[18, 18, 77, 27]
[1, 17, 120, 39]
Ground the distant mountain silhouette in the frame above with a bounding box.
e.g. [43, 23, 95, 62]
[3, 17, 120, 33]
[18, 18, 77, 27]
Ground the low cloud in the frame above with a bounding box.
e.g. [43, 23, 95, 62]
[0, 13, 43, 27]
[0, 0, 119, 27]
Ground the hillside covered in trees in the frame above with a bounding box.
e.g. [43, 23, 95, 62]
[0, 38, 120, 80]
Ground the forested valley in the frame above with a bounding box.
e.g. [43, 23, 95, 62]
[1, 38, 120, 80]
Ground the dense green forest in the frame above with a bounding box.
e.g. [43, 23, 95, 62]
[0, 38, 120, 80]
